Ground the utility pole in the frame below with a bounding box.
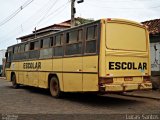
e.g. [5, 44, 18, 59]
[34, 27, 37, 38]
[71, 0, 75, 27]
[71, 0, 84, 27]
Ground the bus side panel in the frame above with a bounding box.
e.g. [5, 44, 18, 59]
[38, 59, 52, 88]
[83, 74, 98, 91]
[63, 73, 82, 91]
[63, 57, 82, 92]
[53, 58, 63, 91]
[23, 72, 29, 85]
[18, 72, 24, 84]
[39, 59, 52, 71]
[18, 60, 37, 87]
[5, 70, 11, 81]
[53, 59, 62, 71]
[18, 61, 28, 85]
[38, 72, 47, 88]
[28, 72, 39, 87]
[82, 56, 98, 91]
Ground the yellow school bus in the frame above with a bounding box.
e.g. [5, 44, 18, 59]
[5, 18, 152, 97]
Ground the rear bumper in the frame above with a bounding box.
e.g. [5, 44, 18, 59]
[99, 83, 152, 92]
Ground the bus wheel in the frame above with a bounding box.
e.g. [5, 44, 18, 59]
[11, 74, 19, 89]
[50, 77, 62, 98]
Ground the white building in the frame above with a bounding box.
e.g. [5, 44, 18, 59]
[0, 49, 6, 65]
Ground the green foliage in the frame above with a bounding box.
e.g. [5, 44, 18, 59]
[75, 18, 94, 26]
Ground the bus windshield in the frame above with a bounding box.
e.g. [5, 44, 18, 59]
[106, 22, 147, 51]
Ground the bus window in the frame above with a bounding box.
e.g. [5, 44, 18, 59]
[54, 47, 63, 56]
[65, 30, 82, 55]
[85, 25, 97, 53]
[86, 25, 97, 40]
[66, 31, 78, 44]
[43, 38, 50, 48]
[106, 23, 147, 51]
[20, 44, 25, 53]
[30, 41, 39, 50]
[65, 43, 82, 55]
[50, 37, 54, 47]
[40, 48, 52, 59]
[40, 39, 43, 48]
[54, 34, 63, 56]
[25, 43, 29, 51]
[55, 35, 61, 46]
[86, 41, 96, 53]
[35, 41, 39, 50]
[78, 29, 83, 41]
[40, 38, 50, 48]
[14, 46, 19, 53]
[40, 37, 53, 58]
[17, 46, 21, 53]
[6, 47, 13, 66]
[30, 42, 34, 50]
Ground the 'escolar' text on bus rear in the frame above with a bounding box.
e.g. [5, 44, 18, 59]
[109, 62, 147, 70]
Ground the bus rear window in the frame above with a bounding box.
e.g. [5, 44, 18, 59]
[106, 23, 147, 51]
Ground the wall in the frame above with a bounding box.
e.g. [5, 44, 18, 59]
[150, 35, 160, 90]
[0, 49, 6, 65]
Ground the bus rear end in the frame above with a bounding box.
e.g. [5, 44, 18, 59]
[99, 19, 152, 93]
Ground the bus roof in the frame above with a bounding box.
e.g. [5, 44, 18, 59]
[101, 18, 143, 26]
[7, 18, 144, 49]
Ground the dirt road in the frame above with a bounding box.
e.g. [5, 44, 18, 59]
[0, 78, 160, 120]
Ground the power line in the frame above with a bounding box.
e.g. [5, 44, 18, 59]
[0, 0, 34, 27]
[0, 0, 53, 40]
[39, 1, 70, 26]
[0, 0, 70, 46]
[35, 0, 59, 27]
[87, 2, 160, 9]
[89, 0, 160, 2]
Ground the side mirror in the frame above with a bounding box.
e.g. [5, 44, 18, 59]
[5, 52, 8, 58]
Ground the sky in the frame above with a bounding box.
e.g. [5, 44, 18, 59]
[0, 0, 160, 49]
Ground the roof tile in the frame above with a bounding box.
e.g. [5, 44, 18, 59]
[142, 19, 160, 34]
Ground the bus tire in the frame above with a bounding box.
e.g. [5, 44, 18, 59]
[11, 74, 19, 89]
[49, 77, 62, 98]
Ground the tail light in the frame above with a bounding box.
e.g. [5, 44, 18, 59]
[143, 76, 151, 82]
[99, 77, 113, 85]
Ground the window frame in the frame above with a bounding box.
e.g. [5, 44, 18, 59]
[50, 36, 54, 47]
[84, 24, 98, 55]
[29, 40, 40, 51]
[8, 21, 100, 61]
[40, 37, 50, 49]
[66, 30, 78, 44]
[19, 44, 25, 53]
[14, 45, 19, 53]
[24, 43, 29, 52]
[53, 34, 64, 57]
[64, 29, 83, 56]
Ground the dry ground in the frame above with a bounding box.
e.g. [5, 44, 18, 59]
[0, 78, 160, 120]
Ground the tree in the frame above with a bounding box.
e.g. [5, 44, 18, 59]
[75, 17, 94, 26]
